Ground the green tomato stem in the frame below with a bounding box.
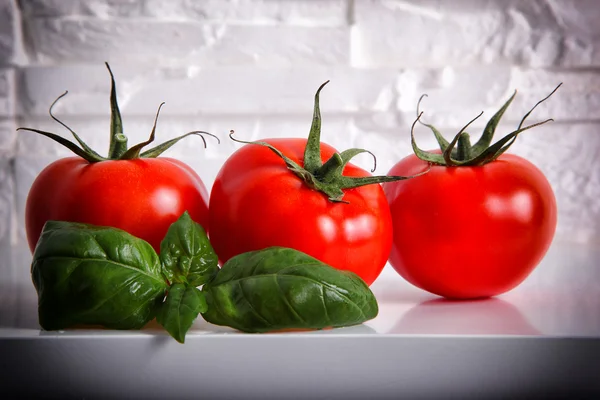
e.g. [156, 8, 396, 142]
[229, 82, 428, 203]
[457, 133, 471, 161]
[15, 62, 217, 163]
[412, 83, 562, 167]
[106, 62, 127, 159]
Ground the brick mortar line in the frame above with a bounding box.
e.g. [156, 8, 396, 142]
[20, 15, 350, 27]
[347, 0, 355, 26]
[8, 64, 600, 74]
[7, 0, 29, 67]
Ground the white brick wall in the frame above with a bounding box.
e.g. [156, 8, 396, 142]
[1, 0, 599, 285]
[353, 0, 600, 68]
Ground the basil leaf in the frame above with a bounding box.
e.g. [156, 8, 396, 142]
[31, 221, 168, 331]
[202, 247, 378, 333]
[160, 212, 218, 287]
[156, 283, 207, 343]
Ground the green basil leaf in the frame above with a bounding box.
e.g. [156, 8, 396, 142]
[160, 212, 218, 287]
[31, 221, 168, 331]
[156, 283, 207, 343]
[202, 247, 379, 333]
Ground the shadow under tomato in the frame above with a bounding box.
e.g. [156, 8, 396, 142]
[390, 297, 541, 335]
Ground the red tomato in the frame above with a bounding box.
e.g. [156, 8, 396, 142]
[208, 138, 393, 286]
[383, 152, 557, 299]
[22, 63, 213, 254]
[26, 157, 209, 253]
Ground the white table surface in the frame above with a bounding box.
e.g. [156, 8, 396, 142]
[1, 240, 599, 399]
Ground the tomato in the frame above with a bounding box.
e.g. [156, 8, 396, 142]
[208, 82, 418, 286]
[384, 152, 556, 298]
[209, 138, 393, 285]
[383, 86, 560, 299]
[26, 157, 208, 253]
[21, 63, 213, 253]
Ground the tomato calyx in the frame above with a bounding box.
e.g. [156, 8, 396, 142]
[411, 83, 562, 167]
[17, 62, 219, 163]
[229, 81, 429, 203]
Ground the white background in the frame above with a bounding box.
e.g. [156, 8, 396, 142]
[1, 0, 600, 286]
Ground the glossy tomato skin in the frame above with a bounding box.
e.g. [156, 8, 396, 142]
[26, 156, 209, 253]
[383, 152, 557, 299]
[208, 138, 393, 286]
